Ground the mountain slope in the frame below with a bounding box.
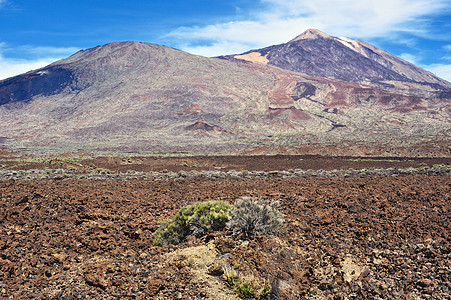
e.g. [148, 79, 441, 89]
[220, 29, 450, 89]
[0, 41, 276, 152]
[0, 38, 450, 156]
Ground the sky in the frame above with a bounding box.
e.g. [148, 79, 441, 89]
[0, 0, 450, 81]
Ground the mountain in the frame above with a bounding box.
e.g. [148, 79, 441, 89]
[0, 31, 450, 156]
[0, 42, 276, 152]
[219, 29, 450, 91]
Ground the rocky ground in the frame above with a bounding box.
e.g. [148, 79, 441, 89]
[0, 154, 450, 299]
[0, 153, 450, 179]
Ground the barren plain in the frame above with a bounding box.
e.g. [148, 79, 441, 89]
[0, 153, 450, 299]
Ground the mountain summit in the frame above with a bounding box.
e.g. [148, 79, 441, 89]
[220, 29, 450, 88]
[289, 28, 332, 41]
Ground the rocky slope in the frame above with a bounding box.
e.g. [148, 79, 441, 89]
[0, 31, 450, 156]
[220, 28, 451, 89]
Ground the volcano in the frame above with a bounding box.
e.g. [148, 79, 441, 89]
[0, 30, 449, 156]
[220, 28, 450, 89]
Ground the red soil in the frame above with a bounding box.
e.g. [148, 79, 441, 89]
[0, 174, 449, 298]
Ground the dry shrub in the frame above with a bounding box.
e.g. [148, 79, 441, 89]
[227, 197, 284, 238]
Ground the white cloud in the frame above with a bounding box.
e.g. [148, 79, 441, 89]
[0, 44, 78, 80]
[171, 17, 322, 56]
[424, 63, 451, 82]
[16, 45, 80, 56]
[182, 41, 259, 58]
[0, 56, 56, 80]
[399, 53, 421, 65]
[168, 0, 449, 56]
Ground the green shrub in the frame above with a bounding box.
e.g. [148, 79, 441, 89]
[94, 168, 111, 175]
[237, 283, 253, 298]
[223, 265, 271, 299]
[227, 197, 284, 238]
[51, 160, 65, 167]
[153, 201, 232, 246]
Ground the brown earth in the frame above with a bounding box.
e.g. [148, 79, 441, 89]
[1, 153, 450, 173]
[0, 173, 450, 299]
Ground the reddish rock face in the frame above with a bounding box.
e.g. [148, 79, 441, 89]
[185, 121, 227, 133]
[267, 106, 311, 121]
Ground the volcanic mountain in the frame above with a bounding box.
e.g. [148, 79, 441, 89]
[220, 29, 450, 90]
[0, 30, 450, 156]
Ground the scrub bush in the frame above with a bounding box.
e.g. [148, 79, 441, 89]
[227, 197, 284, 238]
[153, 200, 232, 246]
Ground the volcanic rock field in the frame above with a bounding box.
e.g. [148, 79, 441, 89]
[0, 154, 449, 299]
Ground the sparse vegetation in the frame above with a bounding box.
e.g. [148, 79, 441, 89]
[93, 168, 111, 175]
[227, 197, 284, 238]
[1, 154, 450, 299]
[222, 265, 271, 299]
[51, 160, 65, 167]
[347, 158, 399, 162]
[153, 197, 286, 246]
[153, 201, 232, 246]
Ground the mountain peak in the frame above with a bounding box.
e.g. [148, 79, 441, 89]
[289, 28, 332, 42]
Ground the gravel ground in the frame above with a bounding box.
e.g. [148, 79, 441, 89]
[0, 174, 449, 299]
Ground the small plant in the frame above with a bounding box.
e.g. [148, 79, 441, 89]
[51, 160, 65, 167]
[223, 265, 240, 286]
[94, 168, 111, 175]
[227, 197, 284, 238]
[222, 265, 271, 299]
[153, 201, 232, 246]
[237, 283, 253, 298]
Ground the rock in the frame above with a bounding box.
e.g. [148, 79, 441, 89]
[84, 273, 108, 290]
[342, 255, 363, 283]
[320, 217, 333, 225]
[52, 253, 69, 263]
[417, 278, 433, 287]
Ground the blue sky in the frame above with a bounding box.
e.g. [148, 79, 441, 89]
[1, 0, 450, 81]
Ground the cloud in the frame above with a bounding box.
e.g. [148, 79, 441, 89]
[424, 63, 451, 82]
[168, 0, 449, 56]
[16, 46, 80, 57]
[399, 53, 421, 65]
[0, 56, 56, 80]
[182, 41, 258, 58]
[0, 44, 79, 80]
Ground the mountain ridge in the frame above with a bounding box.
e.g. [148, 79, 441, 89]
[0, 30, 449, 156]
[219, 28, 450, 88]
